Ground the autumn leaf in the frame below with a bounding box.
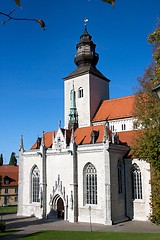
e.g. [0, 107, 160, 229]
[36, 19, 46, 30]
[14, 0, 21, 6]
[102, 0, 115, 6]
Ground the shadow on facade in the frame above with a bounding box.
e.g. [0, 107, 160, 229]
[47, 197, 64, 221]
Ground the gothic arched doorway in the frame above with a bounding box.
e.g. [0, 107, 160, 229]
[57, 197, 64, 219]
[48, 194, 66, 220]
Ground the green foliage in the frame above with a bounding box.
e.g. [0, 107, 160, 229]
[9, 152, 17, 166]
[0, 221, 6, 232]
[150, 169, 160, 224]
[0, 154, 3, 166]
[133, 27, 160, 224]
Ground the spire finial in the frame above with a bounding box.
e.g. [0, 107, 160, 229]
[19, 134, 24, 152]
[84, 17, 88, 30]
[41, 131, 45, 146]
[58, 120, 61, 128]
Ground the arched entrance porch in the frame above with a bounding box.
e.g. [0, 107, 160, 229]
[48, 194, 66, 220]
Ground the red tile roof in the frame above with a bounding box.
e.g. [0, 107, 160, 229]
[117, 130, 145, 158]
[118, 130, 136, 147]
[92, 96, 134, 122]
[30, 127, 140, 158]
[31, 131, 56, 149]
[31, 126, 110, 149]
[74, 125, 111, 145]
[0, 165, 19, 187]
[31, 129, 71, 149]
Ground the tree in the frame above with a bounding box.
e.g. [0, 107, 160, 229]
[9, 152, 17, 166]
[0, 154, 3, 166]
[14, 0, 115, 7]
[133, 26, 160, 224]
[0, 0, 45, 29]
[0, 0, 114, 30]
[0, 175, 2, 200]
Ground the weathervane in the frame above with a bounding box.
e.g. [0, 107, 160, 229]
[84, 17, 89, 26]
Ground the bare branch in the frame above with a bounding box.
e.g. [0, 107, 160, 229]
[0, 9, 46, 29]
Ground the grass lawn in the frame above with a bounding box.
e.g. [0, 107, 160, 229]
[0, 205, 17, 214]
[18, 230, 160, 240]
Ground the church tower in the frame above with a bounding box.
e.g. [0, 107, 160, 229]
[64, 24, 110, 128]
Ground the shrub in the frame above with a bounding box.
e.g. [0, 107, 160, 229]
[0, 221, 6, 232]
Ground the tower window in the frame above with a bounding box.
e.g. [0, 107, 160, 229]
[84, 163, 97, 205]
[78, 87, 84, 98]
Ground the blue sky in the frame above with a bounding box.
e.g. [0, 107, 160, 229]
[0, 0, 160, 163]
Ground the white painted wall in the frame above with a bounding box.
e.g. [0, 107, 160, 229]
[77, 144, 108, 224]
[46, 150, 73, 220]
[108, 118, 134, 132]
[18, 150, 43, 218]
[132, 159, 151, 221]
[18, 141, 152, 224]
[64, 74, 90, 128]
[64, 73, 109, 129]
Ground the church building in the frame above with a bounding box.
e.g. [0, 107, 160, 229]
[17, 26, 151, 225]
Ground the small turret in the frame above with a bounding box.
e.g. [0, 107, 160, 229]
[68, 83, 78, 130]
[19, 135, 24, 152]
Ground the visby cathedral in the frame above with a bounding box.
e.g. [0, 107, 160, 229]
[17, 26, 151, 224]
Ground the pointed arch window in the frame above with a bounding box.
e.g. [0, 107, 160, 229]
[132, 164, 142, 200]
[84, 163, 97, 205]
[31, 166, 40, 203]
[78, 87, 84, 98]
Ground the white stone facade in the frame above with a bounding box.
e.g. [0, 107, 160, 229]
[17, 29, 152, 225]
[18, 136, 151, 224]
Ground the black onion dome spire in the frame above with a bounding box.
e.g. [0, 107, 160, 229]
[64, 24, 110, 82]
[74, 26, 99, 68]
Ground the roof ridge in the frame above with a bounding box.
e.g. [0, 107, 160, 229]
[102, 95, 134, 103]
